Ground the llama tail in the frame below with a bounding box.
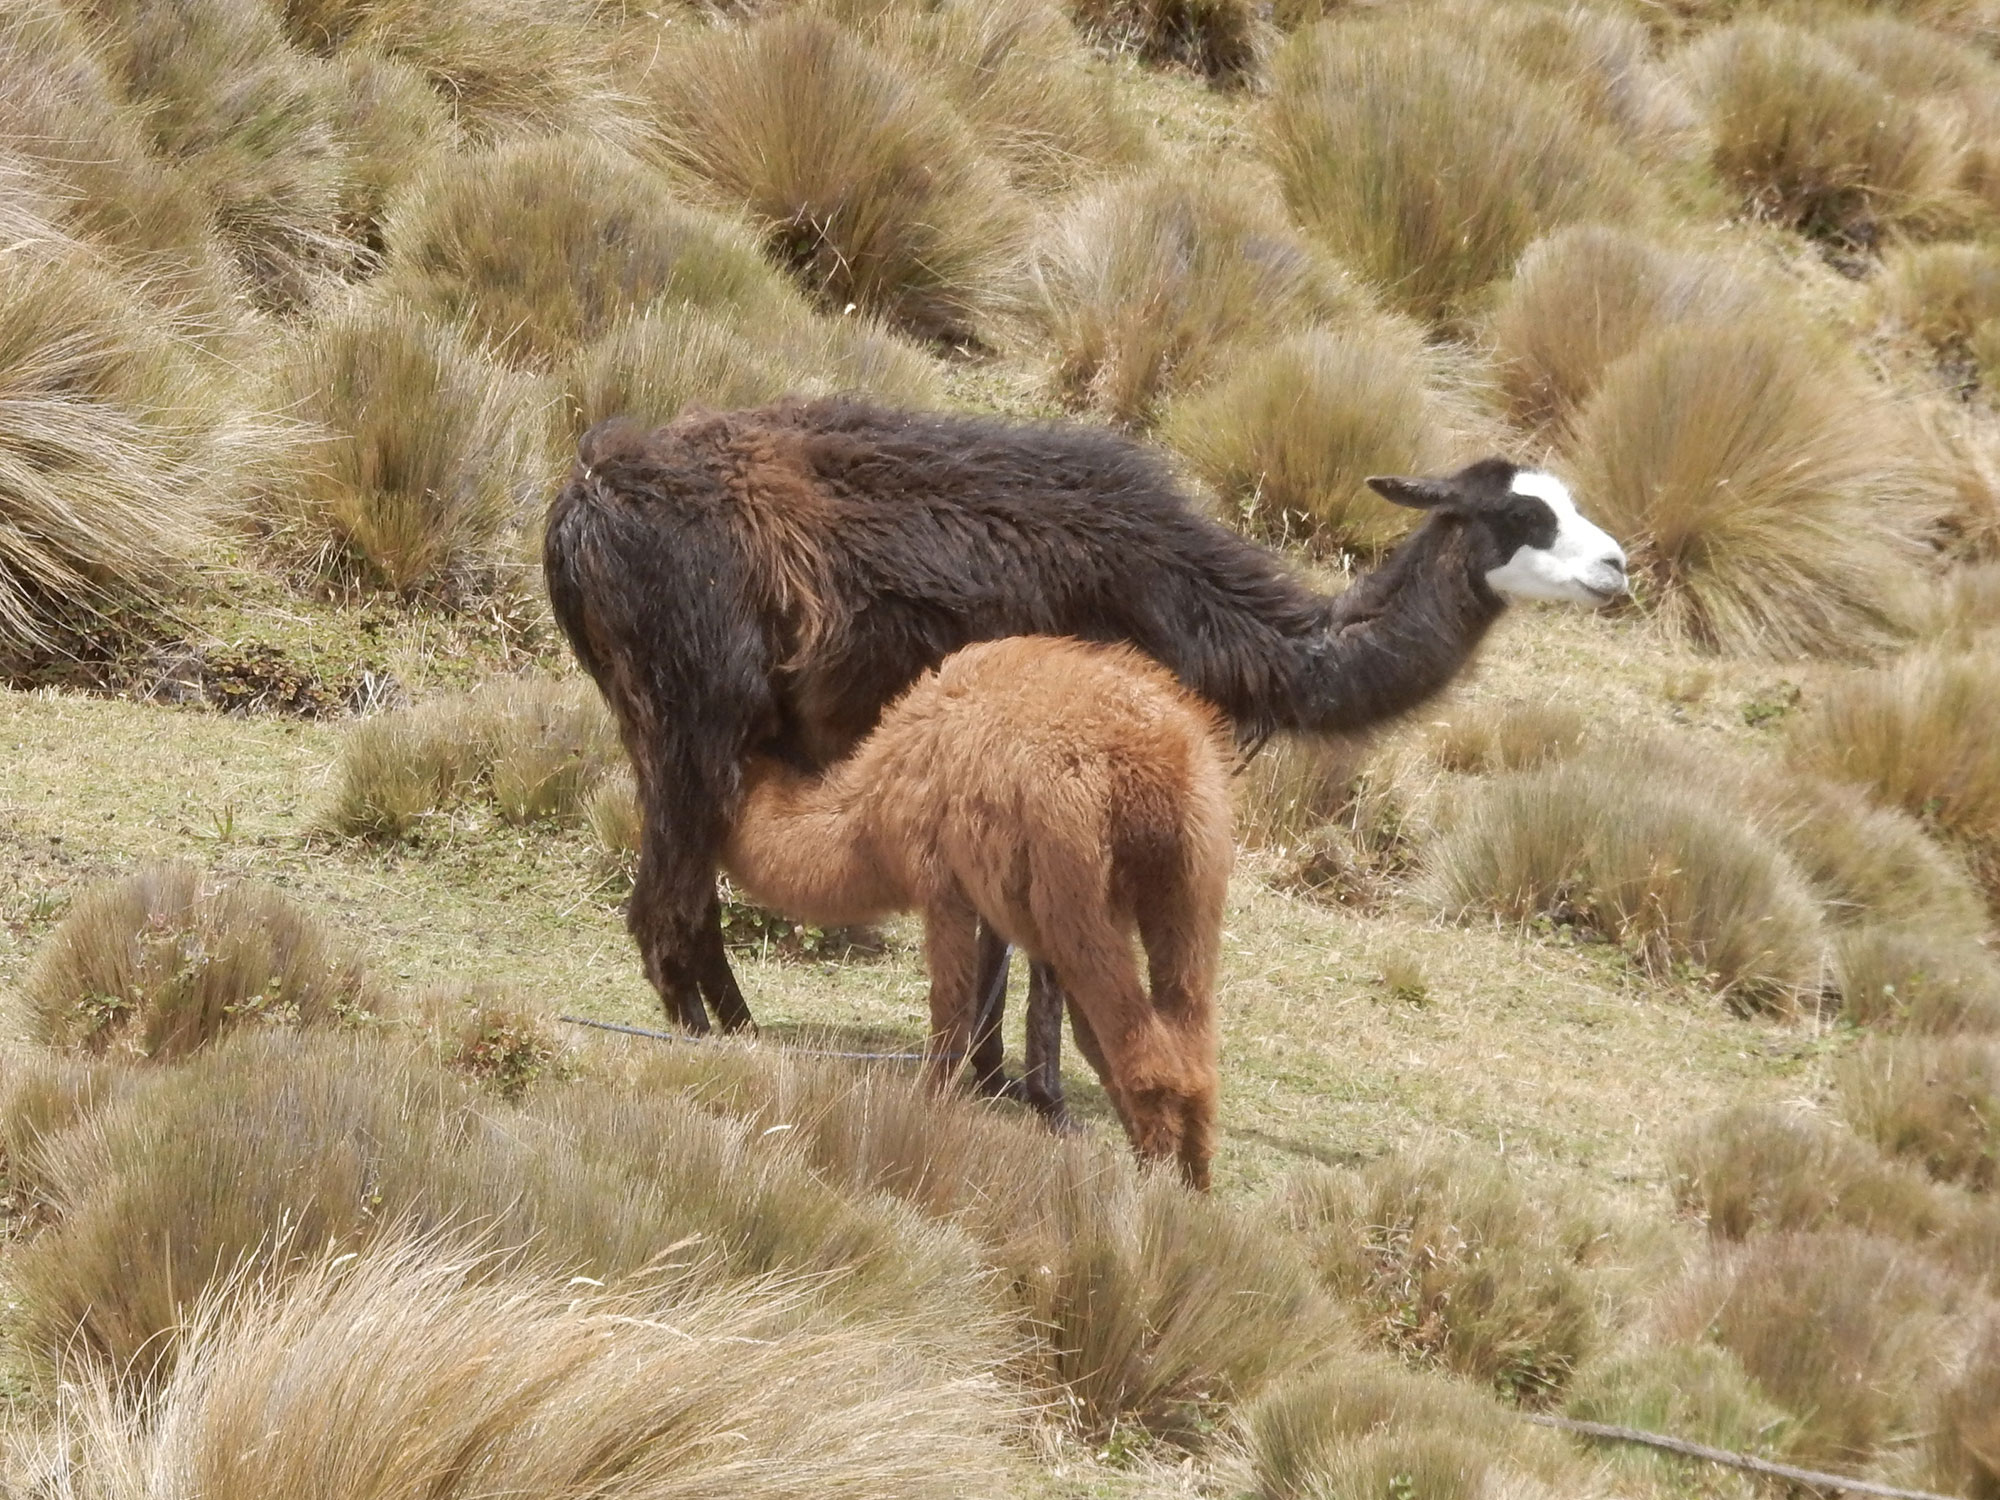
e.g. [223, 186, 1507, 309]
[542, 419, 661, 690]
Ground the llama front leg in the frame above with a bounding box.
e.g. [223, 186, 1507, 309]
[968, 922, 1020, 1101]
[921, 900, 983, 1094]
[1022, 962, 1076, 1133]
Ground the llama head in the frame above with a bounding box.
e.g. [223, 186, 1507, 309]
[1367, 460, 1627, 607]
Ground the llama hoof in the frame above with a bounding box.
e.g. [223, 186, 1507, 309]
[1039, 1107, 1082, 1137]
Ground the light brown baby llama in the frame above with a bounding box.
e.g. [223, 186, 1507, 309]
[723, 635, 1232, 1188]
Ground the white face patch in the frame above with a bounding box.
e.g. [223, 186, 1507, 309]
[1482, 471, 1628, 607]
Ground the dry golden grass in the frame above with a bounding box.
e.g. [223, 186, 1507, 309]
[84, 0, 357, 310]
[1791, 646, 2000, 907]
[1670, 1103, 1953, 1242]
[1067, 0, 1264, 83]
[262, 297, 550, 596]
[583, 765, 641, 879]
[341, 0, 630, 143]
[1236, 1359, 1587, 1500]
[1676, 19, 1964, 244]
[1265, 20, 1642, 326]
[16, 863, 385, 1061]
[8, 1030, 984, 1387]
[0, 248, 243, 665]
[325, 675, 622, 839]
[0, 1, 249, 332]
[1487, 224, 1758, 433]
[379, 133, 794, 368]
[11, 1242, 1021, 1500]
[1163, 323, 1466, 552]
[1282, 1148, 1606, 1403]
[566, 299, 943, 436]
[603, 1045, 1337, 1439]
[1661, 1231, 1962, 1467]
[1428, 742, 1826, 1014]
[1564, 316, 1934, 658]
[634, 13, 1028, 344]
[834, 0, 1151, 195]
[1821, 12, 2000, 221]
[1030, 169, 1354, 425]
[327, 52, 460, 260]
[1929, 1315, 2000, 1500]
[1428, 699, 1587, 776]
[1878, 241, 2000, 368]
[1838, 1035, 2000, 1190]
[1837, 925, 2000, 1033]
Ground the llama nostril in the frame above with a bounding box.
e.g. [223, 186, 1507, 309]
[1603, 554, 1626, 575]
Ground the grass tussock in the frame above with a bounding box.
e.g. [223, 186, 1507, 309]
[566, 299, 942, 437]
[1030, 169, 1354, 425]
[1791, 647, 2000, 907]
[1428, 699, 1587, 776]
[327, 52, 460, 259]
[1838, 1036, 2000, 1191]
[1429, 742, 1826, 1014]
[17, 862, 386, 1061]
[262, 298, 550, 596]
[1661, 1231, 1961, 1467]
[1564, 316, 1933, 658]
[1487, 224, 1758, 433]
[0, 249, 237, 664]
[8, 1030, 985, 1387]
[85, 0, 357, 309]
[1066, 0, 1264, 84]
[1264, 21, 1642, 326]
[583, 766, 641, 879]
[1237, 1359, 1586, 1500]
[1837, 925, 2000, 1034]
[603, 1045, 1337, 1440]
[1282, 1149, 1605, 1404]
[1676, 19, 1964, 245]
[380, 134, 794, 368]
[0, 2, 246, 328]
[636, 13, 1028, 344]
[338, 0, 629, 143]
[837, 0, 1151, 194]
[1930, 1316, 2000, 1500]
[324, 674, 622, 839]
[1163, 323, 1469, 553]
[14, 1243, 1020, 1500]
[1878, 241, 2000, 375]
[1669, 1104, 1952, 1243]
[1565, 1342, 1795, 1460]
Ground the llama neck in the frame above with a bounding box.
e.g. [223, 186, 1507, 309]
[722, 759, 901, 928]
[1280, 521, 1506, 736]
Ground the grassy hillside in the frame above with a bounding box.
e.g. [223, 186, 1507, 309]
[4, 0, 2000, 1493]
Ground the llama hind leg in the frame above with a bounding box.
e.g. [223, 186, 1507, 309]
[920, 900, 983, 1094]
[1022, 962, 1077, 1132]
[968, 922, 1021, 1101]
[629, 820, 714, 1034]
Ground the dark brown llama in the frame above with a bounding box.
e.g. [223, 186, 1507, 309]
[544, 398, 1627, 1107]
[722, 634, 1230, 1186]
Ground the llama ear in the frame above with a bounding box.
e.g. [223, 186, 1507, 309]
[1366, 475, 1457, 510]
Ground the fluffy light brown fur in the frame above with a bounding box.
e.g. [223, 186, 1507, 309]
[723, 636, 1232, 1187]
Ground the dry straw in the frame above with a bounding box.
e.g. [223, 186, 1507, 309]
[1265, 19, 1641, 326]
[18, 862, 385, 1061]
[0, 247, 244, 664]
[13, 1242, 1021, 1500]
[1032, 169, 1358, 426]
[1838, 1036, 2000, 1191]
[634, 12, 1029, 344]
[1065, 0, 1265, 83]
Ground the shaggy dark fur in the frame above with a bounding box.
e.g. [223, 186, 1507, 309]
[544, 397, 1533, 1046]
